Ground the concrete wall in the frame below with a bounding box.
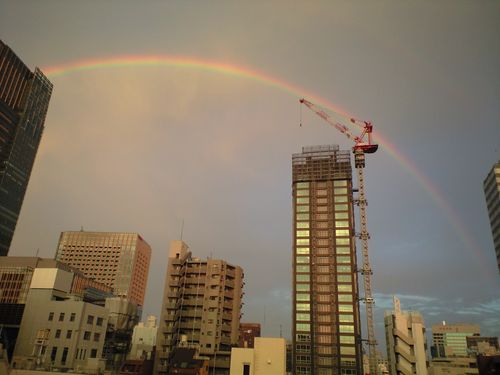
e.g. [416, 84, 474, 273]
[230, 338, 286, 375]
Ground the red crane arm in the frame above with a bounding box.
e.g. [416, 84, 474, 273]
[299, 98, 378, 154]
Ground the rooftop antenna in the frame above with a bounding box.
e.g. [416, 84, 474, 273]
[35, 248, 39, 258]
[280, 324, 283, 338]
[180, 219, 184, 241]
[80, 225, 84, 232]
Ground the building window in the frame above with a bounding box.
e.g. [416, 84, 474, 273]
[243, 364, 250, 375]
[70, 313, 76, 322]
[296, 293, 310, 301]
[296, 239, 310, 246]
[335, 212, 349, 219]
[296, 256, 310, 264]
[297, 182, 309, 189]
[340, 336, 355, 344]
[55, 330, 61, 339]
[336, 229, 350, 237]
[296, 313, 310, 321]
[61, 347, 68, 365]
[297, 189, 309, 197]
[48, 312, 54, 321]
[296, 230, 310, 237]
[66, 330, 72, 339]
[296, 265, 310, 272]
[340, 346, 356, 355]
[334, 196, 348, 203]
[296, 222, 309, 229]
[96, 317, 103, 326]
[296, 213, 309, 220]
[335, 221, 349, 228]
[296, 205, 309, 212]
[84, 331, 91, 340]
[337, 275, 352, 282]
[59, 313, 65, 322]
[338, 284, 352, 292]
[296, 274, 310, 282]
[335, 204, 348, 211]
[334, 180, 347, 187]
[296, 197, 309, 204]
[339, 314, 354, 323]
[336, 247, 350, 254]
[296, 323, 310, 331]
[87, 315, 94, 325]
[337, 265, 351, 273]
[339, 325, 355, 333]
[90, 349, 97, 358]
[334, 187, 348, 194]
[94, 333, 100, 342]
[296, 247, 310, 255]
[50, 347, 57, 362]
[338, 294, 353, 302]
[339, 304, 353, 312]
[296, 303, 310, 311]
[297, 284, 310, 292]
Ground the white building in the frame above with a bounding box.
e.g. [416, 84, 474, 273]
[384, 297, 428, 375]
[128, 315, 158, 360]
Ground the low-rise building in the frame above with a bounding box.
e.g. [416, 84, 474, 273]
[12, 266, 108, 373]
[230, 337, 286, 375]
[128, 315, 158, 360]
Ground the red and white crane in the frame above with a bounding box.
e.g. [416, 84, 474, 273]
[300, 98, 378, 375]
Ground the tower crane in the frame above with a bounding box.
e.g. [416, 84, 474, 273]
[299, 98, 378, 375]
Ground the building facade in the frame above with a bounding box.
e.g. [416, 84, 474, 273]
[55, 231, 151, 306]
[238, 323, 261, 349]
[12, 265, 109, 372]
[128, 315, 158, 360]
[230, 337, 287, 375]
[0, 40, 53, 256]
[292, 145, 362, 375]
[0, 257, 112, 360]
[431, 322, 480, 358]
[384, 297, 428, 375]
[483, 160, 500, 274]
[155, 240, 244, 375]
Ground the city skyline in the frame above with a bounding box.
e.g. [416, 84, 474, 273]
[1, 0, 499, 348]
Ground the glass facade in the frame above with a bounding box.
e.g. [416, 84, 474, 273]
[0, 41, 53, 256]
[292, 145, 362, 375]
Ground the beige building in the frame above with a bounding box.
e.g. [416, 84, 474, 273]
[55, 231, 151, 306]
[428, 358, 478, 375]
[12, 267, 108, 373]
[384, 297, 428, 375]
[155, 240, 243, 375]
[230, 337, 286, 375]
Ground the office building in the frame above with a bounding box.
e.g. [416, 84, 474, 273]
[431, 322, 480, 358]
[466, 336, 499, 356]
[291, 145, 362, 375]
[483, 161, 500, 273]
[12, 263, 111, 372]
[384, 296, 428, 375]
[238, 323, 261, 348]
[230, 337, 287, 375]
[0, 257, 112, 360]
[155, 240, 243, 375]
[0, 40, 53, 256]
[55, 231, 151, 306]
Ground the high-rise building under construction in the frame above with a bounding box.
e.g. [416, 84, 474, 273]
[0, 40, 53, 255]
[292, 145, 362, 375]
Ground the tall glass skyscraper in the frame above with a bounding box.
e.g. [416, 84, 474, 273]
[292, 145, 362, 375]
[483, 160, 500, 274]
[0, 40, 53, 256]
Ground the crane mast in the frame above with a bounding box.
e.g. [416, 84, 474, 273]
[300, 98, 378, 375]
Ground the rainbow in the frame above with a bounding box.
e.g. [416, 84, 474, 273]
[42, 55, 488, 275]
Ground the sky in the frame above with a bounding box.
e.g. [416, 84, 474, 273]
[1, 0, 499, 349]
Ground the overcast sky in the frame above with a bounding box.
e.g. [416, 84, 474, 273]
[1, 1, 499, 348]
